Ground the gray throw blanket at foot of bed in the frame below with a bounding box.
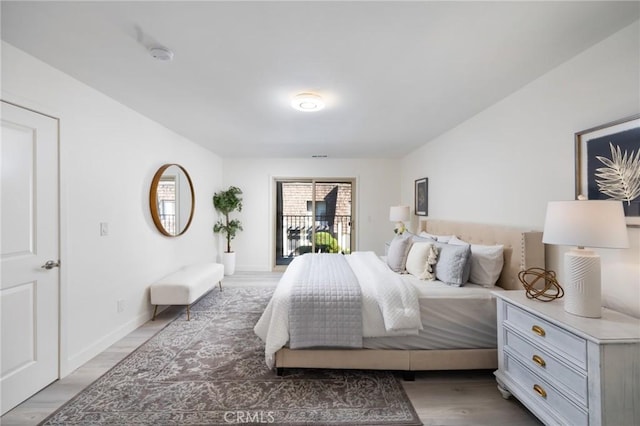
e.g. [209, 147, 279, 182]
[288, 253, 363, 349]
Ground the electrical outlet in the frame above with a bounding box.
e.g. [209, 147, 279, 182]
[100, 222, 109, 236]
[117, 299, 125, 313]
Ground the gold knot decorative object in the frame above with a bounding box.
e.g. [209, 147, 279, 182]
[518, 268, 564, 302]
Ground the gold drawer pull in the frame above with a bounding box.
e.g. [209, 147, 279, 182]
[531, 325, 546, 337]
[533, 384, 547, 398]
[532, 354, 546, 368]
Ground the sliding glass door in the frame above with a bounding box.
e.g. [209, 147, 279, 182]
[275, 179, 354, 266]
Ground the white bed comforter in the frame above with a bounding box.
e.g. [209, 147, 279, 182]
[254, 251, 422, 368]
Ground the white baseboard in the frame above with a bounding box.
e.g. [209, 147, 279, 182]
[63, 309, 153, 377]
[235, 265, 273, 272]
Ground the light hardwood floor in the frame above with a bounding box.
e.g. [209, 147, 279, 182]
[1, 272, 540, 425]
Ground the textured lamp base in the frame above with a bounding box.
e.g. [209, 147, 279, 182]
[564, 248, 601, 318]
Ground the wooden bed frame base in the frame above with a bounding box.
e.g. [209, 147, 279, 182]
[273, 219, 544, 375]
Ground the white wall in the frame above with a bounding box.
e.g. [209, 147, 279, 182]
[2, 42, 223, 375]
[400, 22, 640, 318]
[3, 17, 638, 382]
[222, 158, 401, 271]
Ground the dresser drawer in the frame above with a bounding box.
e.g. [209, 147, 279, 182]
[504, 303, 586, 368]
[503, 329, 587, 406]
[504, 354, 588, 425]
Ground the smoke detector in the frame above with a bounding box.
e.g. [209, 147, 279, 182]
[149, 46, 174, 61]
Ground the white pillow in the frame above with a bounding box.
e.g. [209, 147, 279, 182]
[405, 242, 438, 280]
[418, 231, 453, 243]
[449, 236, 504, 287]
[418, 231, 436, 239]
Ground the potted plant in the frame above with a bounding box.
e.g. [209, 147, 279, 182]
[213, 186, 243, 275]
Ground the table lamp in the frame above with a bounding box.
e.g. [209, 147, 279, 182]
[542, 198, 629, 318]
[389, 205, 410, 235]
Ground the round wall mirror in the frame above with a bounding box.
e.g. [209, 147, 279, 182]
[149, 164, 195, 237]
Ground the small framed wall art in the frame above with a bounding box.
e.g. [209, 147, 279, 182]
[575, 114, 640, 227]
[415, 178, 428, 216]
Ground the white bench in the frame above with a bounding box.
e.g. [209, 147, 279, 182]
[150, 262, 224, 321]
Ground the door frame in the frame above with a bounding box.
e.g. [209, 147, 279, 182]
[271, 177, 356, 271]
[0, 99, 66, 372]
[1, 100, 65, 381]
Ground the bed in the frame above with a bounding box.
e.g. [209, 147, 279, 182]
[255, 219, 544, 374]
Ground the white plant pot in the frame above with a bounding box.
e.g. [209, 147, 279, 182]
[222, 252, 236, 276]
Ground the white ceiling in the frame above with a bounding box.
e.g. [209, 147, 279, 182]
[2, 1, 638, 159]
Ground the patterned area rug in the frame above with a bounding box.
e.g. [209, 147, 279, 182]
[42, 287, 422, 425]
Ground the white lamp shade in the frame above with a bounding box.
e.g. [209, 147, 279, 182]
[389, 205, 410, 222]
[543, 200, 629, 249]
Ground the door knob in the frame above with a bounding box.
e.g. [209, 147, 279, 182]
[41, 260, 60, 270]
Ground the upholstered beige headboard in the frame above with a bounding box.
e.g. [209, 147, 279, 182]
[418, 219, 545, 290]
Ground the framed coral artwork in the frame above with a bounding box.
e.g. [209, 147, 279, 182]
[575, 114, 640, 227]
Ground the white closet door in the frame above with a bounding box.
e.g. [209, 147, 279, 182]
[1, 101, 59, 415]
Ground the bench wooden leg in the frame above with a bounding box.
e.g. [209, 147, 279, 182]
[218, 280, 223, 291]
[186, 305, 191, 321]
[152, 305, 158, 321]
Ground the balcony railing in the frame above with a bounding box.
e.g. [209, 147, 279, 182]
[278, 214, 351, 263]
[160, 214, 176, 235]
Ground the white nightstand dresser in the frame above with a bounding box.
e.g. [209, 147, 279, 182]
[494, 291, 640, 426]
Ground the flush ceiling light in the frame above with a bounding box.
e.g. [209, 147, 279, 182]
[149, 46, 174, 61]
[291, 93, 325, 112]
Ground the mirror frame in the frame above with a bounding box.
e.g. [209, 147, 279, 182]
[149, 163, 195, 237]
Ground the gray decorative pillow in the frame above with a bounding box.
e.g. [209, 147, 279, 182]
[386, 235, 413, 273]
[433, 242, 472, 286]
[440, 238, 472, 284]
